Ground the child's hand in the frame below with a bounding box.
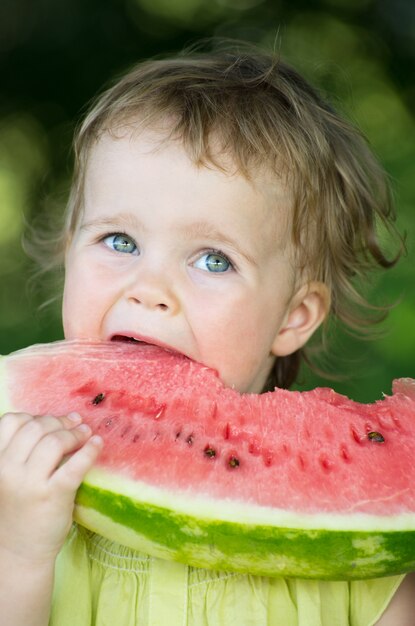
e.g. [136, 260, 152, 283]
[0, 412, 102, 564]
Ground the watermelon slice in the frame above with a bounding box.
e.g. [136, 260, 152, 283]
[1, 339, 415, 580]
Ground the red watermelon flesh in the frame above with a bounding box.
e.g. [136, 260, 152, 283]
[1, 339, 415, 580]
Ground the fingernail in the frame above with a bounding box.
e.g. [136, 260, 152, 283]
[76, 423, 91, 432]
[67, 412, 82, 422]
[90, 435, 103, 446]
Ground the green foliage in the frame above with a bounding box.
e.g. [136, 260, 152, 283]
[0, 0, 413, 401]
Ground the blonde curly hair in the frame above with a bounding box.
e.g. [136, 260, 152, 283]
[48, 41, 403, 389]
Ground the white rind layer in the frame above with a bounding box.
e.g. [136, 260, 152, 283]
[81, 467, 415, 532]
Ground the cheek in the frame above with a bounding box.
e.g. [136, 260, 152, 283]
[190, 289, 284, 389]
[62, 272, 84, 338]
[62, 263, 102, 338]
[192, 293, 270, 359]
[62, 284, 75, 338]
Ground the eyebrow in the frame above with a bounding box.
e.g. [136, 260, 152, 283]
[80, 213, 146, 232]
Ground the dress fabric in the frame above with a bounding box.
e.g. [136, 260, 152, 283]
[50, 524, 404, 626]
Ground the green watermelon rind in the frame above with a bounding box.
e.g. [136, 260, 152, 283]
[75, 468, 415, 580]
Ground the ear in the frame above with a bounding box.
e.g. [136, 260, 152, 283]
[271, 282, 330, 357]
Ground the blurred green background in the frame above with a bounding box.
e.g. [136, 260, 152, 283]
[0, 0, 414, 401]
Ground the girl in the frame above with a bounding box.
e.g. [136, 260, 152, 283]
[0, 42, 411, 625]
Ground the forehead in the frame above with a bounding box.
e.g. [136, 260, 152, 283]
[84, 130, 293, 252]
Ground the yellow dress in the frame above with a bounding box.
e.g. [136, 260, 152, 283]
[50, 525, 404, 626]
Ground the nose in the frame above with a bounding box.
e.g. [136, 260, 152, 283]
[125, 271, 180, 315]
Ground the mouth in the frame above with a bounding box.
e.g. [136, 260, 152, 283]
[112, 335, 144, 344]
[110, 334, 184, 357]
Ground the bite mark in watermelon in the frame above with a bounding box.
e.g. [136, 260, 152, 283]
[1, 340, 415, 580]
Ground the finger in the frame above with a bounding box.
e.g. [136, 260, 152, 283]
[52, 435, 103, 491]
[26, 423, 94, 478]
[0, 412, 33, 451]
[2, 414, 84, 465]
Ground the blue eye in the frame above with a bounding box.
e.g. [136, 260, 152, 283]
[194, 252, 232, 273]
[103, 233, 138, 255]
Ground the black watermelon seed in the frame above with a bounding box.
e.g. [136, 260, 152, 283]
[367, 431, 385, 443]
[186, 434, 194, 446]
[92, 393, 105, 405]
[228, 456, 240, 469]
[204, 445, 217, 459]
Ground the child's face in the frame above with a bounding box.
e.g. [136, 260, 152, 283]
[63, 130, 323, 392]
